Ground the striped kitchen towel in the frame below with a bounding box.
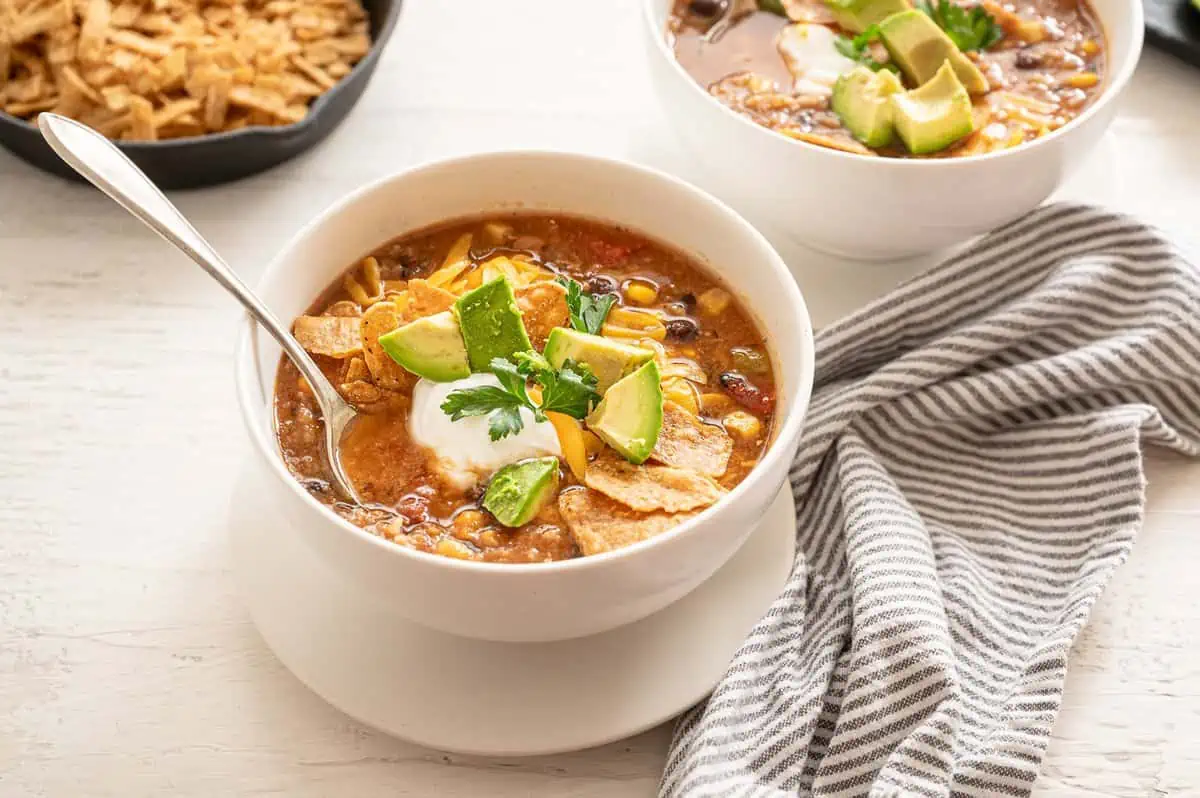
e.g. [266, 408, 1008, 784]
[660, 203, 1200, 798]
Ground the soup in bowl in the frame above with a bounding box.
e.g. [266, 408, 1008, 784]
[641, 0, 1142, 258]
[236, 151, 814, 642]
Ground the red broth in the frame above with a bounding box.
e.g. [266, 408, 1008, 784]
[669, 0, 1106, 157]
[275, 214, 776, 563]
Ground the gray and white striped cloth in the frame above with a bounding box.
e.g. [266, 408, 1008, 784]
[660, 203, 1200, 798]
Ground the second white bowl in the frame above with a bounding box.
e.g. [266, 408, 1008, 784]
[641, 0, 1143, 260]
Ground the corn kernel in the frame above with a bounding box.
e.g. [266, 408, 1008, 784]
[453, 510, 487, 534]
[723, 411, 762, 439]
[1080, 39, 1099, 56]
[1064, 72, 1099, 89]
[624, 280, 659, 306]
[482, 221, 512, 245]
[478, 529, 501, 548]
[436, 537, 476, 560]
[697, 288, 732, 316]
[701, 392, 734, 414]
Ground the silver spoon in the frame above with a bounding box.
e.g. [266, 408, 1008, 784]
[701, 0, 757, 43]
[37, 113, 361, 504]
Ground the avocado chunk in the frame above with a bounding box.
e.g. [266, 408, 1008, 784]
[585, 360, 663, 465]
[878, 9, 989, 94]
[377, 310, 471, 382]
[482, 457, 561, 528]
[543, 328, 655, 393]
[453, 277, 533, 373]
[832, 66, 904, 148]
[891, 59, 975, 154]
[824, 0, 910, 33]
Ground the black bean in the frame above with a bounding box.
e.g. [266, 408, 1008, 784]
[664, 317, 700, 341]
[1014, 50, 1042, 69]
[586, 274, 619, 295]
[679, 292, 697, 311]
[688, 0, 727, 18]
[719, 371, 774, 415]
[380, 251, 424, 279]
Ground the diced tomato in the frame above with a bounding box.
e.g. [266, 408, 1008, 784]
[588, 238, 634, 267]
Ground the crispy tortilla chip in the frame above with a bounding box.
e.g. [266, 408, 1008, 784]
[293, 314, 361, 358]
[343, 355, 370, 383]
[515, 281, 569, 347]
[651, 401, 733, 478]
[558, 489, 701, 556]
[1, 0, 369, 139]
[584, 451, 726, 513]
[340, 379, 382, 406]
[323, 300, 361, 317]
[360, 301, 411, 391]
[404, 278, 457, 320]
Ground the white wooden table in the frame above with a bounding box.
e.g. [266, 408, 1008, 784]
[2, 1, 1199, 794]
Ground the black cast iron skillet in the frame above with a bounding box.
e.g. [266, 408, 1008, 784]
[0, 0, 401, 189]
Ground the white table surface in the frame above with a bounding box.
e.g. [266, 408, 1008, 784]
[2, 1, 1199, 795]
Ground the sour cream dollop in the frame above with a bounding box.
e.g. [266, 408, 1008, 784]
[776, 23, 857, 96]
[409, 374, 561, 490]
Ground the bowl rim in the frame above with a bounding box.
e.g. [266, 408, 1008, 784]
[234, 149, 815, 575]
[0, 0, 402, 148]
[640, 0, 1144, 166]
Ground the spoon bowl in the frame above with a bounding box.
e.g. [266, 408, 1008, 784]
[36, 113, 362, 504]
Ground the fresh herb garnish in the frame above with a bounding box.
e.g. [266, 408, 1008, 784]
[757, 0, 788, 15]
[557, 276, 616, 335]
[834, 25, 899, 73]
[916, 0, 1003, 52]
[440, 355, 600, 441]
[440, 378, 528, 442]
[516, 352, 600, 420]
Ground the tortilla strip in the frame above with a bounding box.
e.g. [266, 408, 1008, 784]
[405, 278, 457, 320]
[558, 489, 702, 556]
[293, 315, 361, 358]
[515, 281, 569, 347]
[584, 451, 726, 513]
[360, 301, 411, 390]
[651, 401, 733, 478]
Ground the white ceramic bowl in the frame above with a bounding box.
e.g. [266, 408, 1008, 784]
[235, 152, 814, 643]
[641, 0, 1143, 259]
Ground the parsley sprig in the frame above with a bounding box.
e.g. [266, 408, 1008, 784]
[834, 25, 898, 73]
[557, 276, 616, 335]
[916, 0, 1003, 52]
[440, 354, 601, 441]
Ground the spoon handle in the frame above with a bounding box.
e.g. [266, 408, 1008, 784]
[37, 113, 332, 401]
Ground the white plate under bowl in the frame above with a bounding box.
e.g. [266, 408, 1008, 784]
[229, 466, 797, 756]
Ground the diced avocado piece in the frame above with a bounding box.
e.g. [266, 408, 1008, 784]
[453, 277, 533, 373]
[878, 9, 989, 94]
[824, 0, 910, 33]
[543, 328, 655, 393]
[832, 66, 904, 148]
[482, 457, 561, 528]
[890, 60, 975, 154]
[377, 310, 470, 382]
[585, 361, 663, 465]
